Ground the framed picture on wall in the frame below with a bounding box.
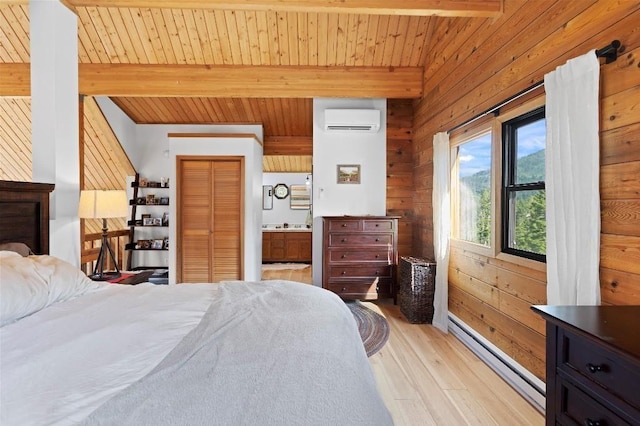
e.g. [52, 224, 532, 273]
[337, 164, 361, 184]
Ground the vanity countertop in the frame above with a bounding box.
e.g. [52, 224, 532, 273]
[262, 224, 311, 232]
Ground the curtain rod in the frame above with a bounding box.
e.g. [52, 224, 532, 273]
[447, 40, 621, 134]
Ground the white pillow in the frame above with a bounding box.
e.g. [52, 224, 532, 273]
[0, 254, 107, 326]
[0, 250, 22, 259]
[0, 254, 50, 327]
[34, 255, 107, 305]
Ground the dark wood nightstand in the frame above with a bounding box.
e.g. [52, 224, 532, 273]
[532, 305, 640, 426]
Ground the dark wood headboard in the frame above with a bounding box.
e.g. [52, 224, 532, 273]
[0, 180, 55, 255]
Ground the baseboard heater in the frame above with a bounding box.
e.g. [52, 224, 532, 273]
[448, 313, 546, 414]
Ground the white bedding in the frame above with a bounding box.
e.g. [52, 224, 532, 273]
[1, 283, 217, 425]
[1, 280, 392, 426]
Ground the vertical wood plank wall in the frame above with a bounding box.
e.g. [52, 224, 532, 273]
[412, 0, 640, 380]
[387, 99, 414, 258]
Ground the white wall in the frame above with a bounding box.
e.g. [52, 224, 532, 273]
[262, 173, 311, 226]
[311, 98, 387, 285]
[168, 135, 263, 284]
[95, 97, 139, 168]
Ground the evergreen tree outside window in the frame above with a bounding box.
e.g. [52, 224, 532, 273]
[502, 107, 546, 262]
[454, 131, 492, 247]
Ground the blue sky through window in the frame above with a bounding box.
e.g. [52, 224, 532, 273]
[516, 118, 546, 159]
[458, 120, 546, 178]
[459, 133, 492, 177]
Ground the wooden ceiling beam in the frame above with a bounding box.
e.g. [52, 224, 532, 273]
[62, 0, 502, 18]
[0, 63, 423, 98]
[79, 64, 424, 98]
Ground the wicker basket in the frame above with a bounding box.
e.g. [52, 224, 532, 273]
[399, 256, 436, 324]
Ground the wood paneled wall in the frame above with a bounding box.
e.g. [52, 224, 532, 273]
[386, 99, 414, 258]
[412, 0, 640, 380]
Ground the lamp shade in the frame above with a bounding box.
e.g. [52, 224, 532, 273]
[78, 190, 128, 219]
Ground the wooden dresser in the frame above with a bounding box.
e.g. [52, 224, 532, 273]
[532, 305, 640, 426]
[322, 216, 399, 300]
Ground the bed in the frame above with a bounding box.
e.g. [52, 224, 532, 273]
[0, 181, 393, 426]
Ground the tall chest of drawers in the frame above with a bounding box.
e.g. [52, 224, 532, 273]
[532, 306, 640, 426]
[322, 216, 399, 300]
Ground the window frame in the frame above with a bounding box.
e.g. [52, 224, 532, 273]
[500, 106, 547, 263]
[448, 96, 547, 268]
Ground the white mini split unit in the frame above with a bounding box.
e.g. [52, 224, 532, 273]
[323, 109, 381, 133]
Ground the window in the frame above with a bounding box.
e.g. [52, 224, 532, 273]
[452, 130, 493, 248]
[501, 107, 546, 262]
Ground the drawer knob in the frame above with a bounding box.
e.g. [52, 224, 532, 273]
[341, 223, 347, 227]
[585, 419, 602, 426]
[341, 287, 347, 291]
[341, 271, 346, 275]
[375, 254, 379, 258]
[341, 254, 347, 258]
[341, 238, 347, 243]
[375, 224, 379, 227]
[375, 238, 380, 242]
[587, 363, 605, 374]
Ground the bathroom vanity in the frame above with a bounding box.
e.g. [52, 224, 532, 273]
[262, 225, 312, 263]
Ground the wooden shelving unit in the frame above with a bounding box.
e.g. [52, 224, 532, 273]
[126, 173, 169, 279]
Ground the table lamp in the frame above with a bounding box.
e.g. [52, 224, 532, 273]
[78, 189, 128, 280]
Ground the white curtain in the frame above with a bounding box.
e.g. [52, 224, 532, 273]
[432, 132, 451, 332]
[545, 51, 601, 305]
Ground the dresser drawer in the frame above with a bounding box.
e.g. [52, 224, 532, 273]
[327, 219, 362, 232]
[557, 378, 627, 426]
[363, 219, 395, 232]
[327, 249, 392, 263]
[559, 329, 640, 409]
[328, 233, 393, 247]
[325, 281, 391, 299]
[327, 264, 392, 279]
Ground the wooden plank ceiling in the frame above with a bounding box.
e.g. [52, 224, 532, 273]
[0, 1, 497, 172]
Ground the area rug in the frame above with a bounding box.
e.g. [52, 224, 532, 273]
[261, 263, 310, 270]
[345, 300, 390, 357]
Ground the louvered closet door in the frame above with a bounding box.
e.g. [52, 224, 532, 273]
[178, 158, 242, 283]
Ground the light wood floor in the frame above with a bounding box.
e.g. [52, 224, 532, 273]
[261, 263, 313, 284]
[261, 265, 544, 425]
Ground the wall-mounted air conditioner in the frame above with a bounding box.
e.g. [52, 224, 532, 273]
[323, 109, 381, 133]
